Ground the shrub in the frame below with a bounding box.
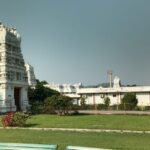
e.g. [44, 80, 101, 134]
[30, 101, 43, 114]
[97, 104, 106, 110]
[142, 106, 150, 111]
[43, 95, 73, 115]
[77, 104, 98, 110]
[43, 96, 57, 114]
[106, 104, 122, 110]
[70, 104, 81, 110]
[2, 112, 29, 127]
[11, 112, 29, 127]
[135, 106, 150, 111]
[80, 97, 86, 109]
[104, 97, 110, 108]
[1, 112, 14, 127]
[121, 93, 138, 110]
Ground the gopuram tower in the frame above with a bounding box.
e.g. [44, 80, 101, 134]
[0, 23, 29, 112]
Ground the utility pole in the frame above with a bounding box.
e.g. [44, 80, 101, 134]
[107, 70, 113, 88]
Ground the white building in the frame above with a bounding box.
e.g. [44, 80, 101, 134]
[78, 76, 150, 106]
[45, 83, 82, 104]
[0, 23, 29, 112]
[46, 77, 150, 107]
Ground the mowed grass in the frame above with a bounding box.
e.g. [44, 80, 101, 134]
[24, 114, 150, 131]
[0, 114, 150, 149]
[0, 129, 150, 150]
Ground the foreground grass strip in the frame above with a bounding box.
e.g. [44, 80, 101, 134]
[0, 129, 150, 150]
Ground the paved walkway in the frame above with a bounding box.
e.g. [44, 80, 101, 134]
[79, 110, 150, 115]
[0, 127, 150, 134]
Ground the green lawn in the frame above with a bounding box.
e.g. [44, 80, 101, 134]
[23, 114, 150, 131]
[0, 114, 150, 149]
[0, 129, 150, 150]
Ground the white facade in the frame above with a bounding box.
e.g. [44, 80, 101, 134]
[78, 86, 150, 106]
[0, 23, 29, 112]
[45, 83, 81, 104]
[46, 77, 150, 107]
[78, 77, 150, 106]
[25, 64, 36, 87]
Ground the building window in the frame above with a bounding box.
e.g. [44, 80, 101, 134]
[15, 59, 19, 65]
[6, 71, 11, 79]
[113, 94, 116, 97]
[100, 94, 105, 98]
[9, 71, 13, 80]
[12, 47, 16, 52]
[16, 72, 21, 80]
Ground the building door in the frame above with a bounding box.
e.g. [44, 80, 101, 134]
[14, 87, 21, 111]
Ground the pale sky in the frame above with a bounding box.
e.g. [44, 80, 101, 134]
[0, 0, 150, 85]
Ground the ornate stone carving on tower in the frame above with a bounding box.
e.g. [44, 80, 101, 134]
[25, 64, 36, 88]
[0, 23, 29, 112]
[113, 76, 121, 88]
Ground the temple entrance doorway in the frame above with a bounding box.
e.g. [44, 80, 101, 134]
[14, 87, 21, 111]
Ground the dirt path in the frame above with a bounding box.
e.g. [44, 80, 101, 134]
[0, 127, 150, 134]
[78, 110, 150, 115]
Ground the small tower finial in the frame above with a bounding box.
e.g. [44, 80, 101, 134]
[107, 70, 113, 88]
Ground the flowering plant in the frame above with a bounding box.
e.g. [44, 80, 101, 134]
[1, 112, 14, 127]
[1, 112, 29, 127]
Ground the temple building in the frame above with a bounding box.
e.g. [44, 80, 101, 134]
[45, 83, 81, 104]
[78, 76, 150, 107]
[25, 64, 36, 88]
[45, 77, 150, 107]
[0, 23, 29, 112]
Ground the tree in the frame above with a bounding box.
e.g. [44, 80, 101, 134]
[104, 97, 110, 109]
[36, 80, 48, 86]
[43, 95, 58, 114]
[43, 95, 73, 115]
[28, 80, 60, 114]
[28, 80, 59, 103]
[56, 95, 73, 115]
[121, 93, 138, 110]
[80, 96, 86, 109]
